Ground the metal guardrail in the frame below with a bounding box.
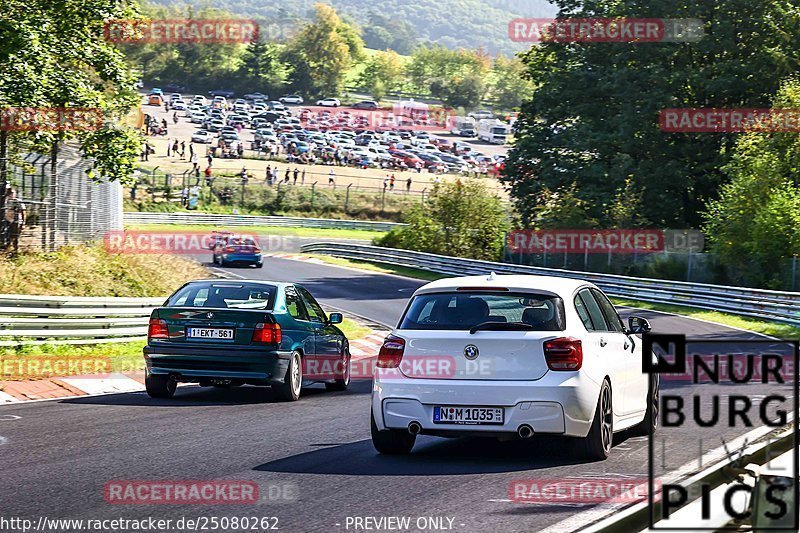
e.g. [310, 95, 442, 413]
[300, 243, 800, 326]
[124, 212, 404, 232]
[0, 294, 163, 346]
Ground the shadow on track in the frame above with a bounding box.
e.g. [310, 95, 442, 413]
[58, 380, 372, 407]
[254, 434, 596, 476]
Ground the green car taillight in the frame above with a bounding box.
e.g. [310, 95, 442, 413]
[148, 318, 169, 340]
[252, 323, 281, 344]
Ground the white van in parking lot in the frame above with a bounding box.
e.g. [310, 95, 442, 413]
[370, 274, 657, 460]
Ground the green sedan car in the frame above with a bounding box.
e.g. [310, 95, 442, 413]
[143, 279, 351, 401]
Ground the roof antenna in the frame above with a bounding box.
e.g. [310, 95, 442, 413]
[487, 271, 496, 281]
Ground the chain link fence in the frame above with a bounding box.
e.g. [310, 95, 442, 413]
[1, 143, 123, 253]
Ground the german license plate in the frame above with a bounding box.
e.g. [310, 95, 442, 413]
[186, 327, 234, 340]
[433, 406, 504, 425]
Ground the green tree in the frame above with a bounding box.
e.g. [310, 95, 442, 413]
[406, 46, 490, 107]
[361, 11, 417, 55]
[0, 0, 142, 183]
[235, 40, 290, 95]
[359, 50, 404, 100]
[531, 184, 598, 229]
[490, 56, 534, 111]
[282, 4, 364, 98]
[703, 78, 800, 288]
[503, 0, 800, 228]
[376, 180, 509, 260]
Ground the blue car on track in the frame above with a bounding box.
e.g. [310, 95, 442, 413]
[212, 235, 263, 268]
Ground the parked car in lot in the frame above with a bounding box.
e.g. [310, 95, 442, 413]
[351, 100, 378, 110]
[243, 92, 268, 102]
[191, 130, 213, 144]
[206, 120, 225, 132]
[218, 132, 240, 147]
[209, 89, 235, 98]
[316, 98, 341, 107]
[370, 274, 657, 459]
[143, 280, 350, 401]
[279, 95, 304, 104]
[468, 109, 494, 120]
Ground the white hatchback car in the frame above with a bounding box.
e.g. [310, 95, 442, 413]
[370, 274, 657, 460]
[316, 98, 341, 107]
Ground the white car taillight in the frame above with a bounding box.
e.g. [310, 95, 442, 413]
[377, 335, 405, 368]
[544, 337, 583, 371]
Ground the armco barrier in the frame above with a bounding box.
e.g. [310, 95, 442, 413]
[124, 212, 403, 232]
[0, 295, 163, 346]
[300, 243, 800, 326]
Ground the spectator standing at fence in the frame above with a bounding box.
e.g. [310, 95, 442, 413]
[405, 176, 411, 193]
[4, 189, 25, 254]
[265, 165, 272, 185]
[189, 143, 194, 160]
[181, 186, 189, 207]
[207, 152, 213, 167]
[328, 169, 336, 188]
[383, 177, 389, 192]
[173, 139, 179, 158]
[194, 166, 200, 185]
[180, 141, 186, 159]
[293, 167, 299, 185]
[237, 143, 244, 158]
[389, 175, 395, 191]
[191, 152, 198, 170]
[166, 139, 171, 157]
[141, 141, 149, 161]
[301, 169, 306, 185]
[284, 168, 291, 184]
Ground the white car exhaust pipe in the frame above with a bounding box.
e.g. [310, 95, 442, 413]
[517, 425, 534, 439]
[408, 421, 422, 435]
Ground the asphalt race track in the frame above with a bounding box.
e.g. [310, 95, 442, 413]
[0, 255, 777, 533]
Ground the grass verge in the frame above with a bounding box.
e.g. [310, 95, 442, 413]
[125, 223, 386, 242]
[0, 245, 208, 297]
[610, 298, 800, 339]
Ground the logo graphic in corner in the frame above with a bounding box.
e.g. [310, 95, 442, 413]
[464, 345, 479, 360]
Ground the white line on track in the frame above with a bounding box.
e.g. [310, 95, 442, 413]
[0, 415, 21, 421]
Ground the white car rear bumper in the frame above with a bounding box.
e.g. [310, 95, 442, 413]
[371, 372, 600, 438]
